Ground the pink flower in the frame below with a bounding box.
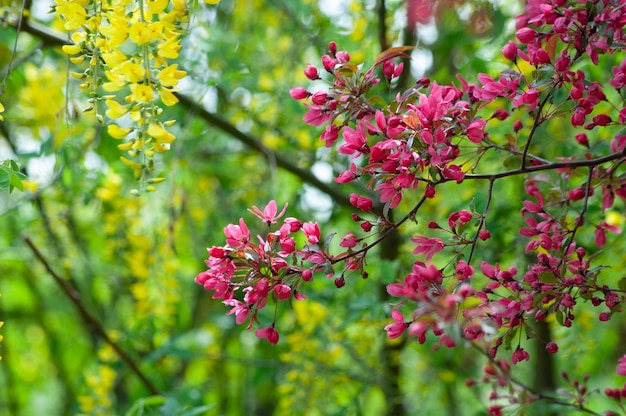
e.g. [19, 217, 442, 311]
[617, 355, 626, 376]
[455, 260, 474, 281]
[256, 326, 279, 344]
[349, 193, 373, 211]
[249, 200, 288, 225]
[302, 222, 321, 244]
[223, 299, 250, 325]
[384, 309, 408, 339]
[512, 347, 530, 364]
[339, 232, 359, 248]
[512, 88, 540, 110]
[466, 120, 487, 143]
[339, 122, 369, 156]
[411, 236, 444, 260]
[284, 217, 302, 232]
[376, 182, 403, 208]
[224, 218, 250, 248]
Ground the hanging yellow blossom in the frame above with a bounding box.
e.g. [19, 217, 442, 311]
[58, 0, 189, 188]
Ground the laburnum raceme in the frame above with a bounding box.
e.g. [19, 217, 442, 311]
[56, 0, 188, 189]
[200, 0, 626, 413]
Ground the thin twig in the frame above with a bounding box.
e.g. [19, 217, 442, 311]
[22, 236, 161, 396]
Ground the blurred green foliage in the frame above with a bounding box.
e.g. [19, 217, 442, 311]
[0, 0, 624, 415]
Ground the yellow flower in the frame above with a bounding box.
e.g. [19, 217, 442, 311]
[102, 70, 127, 92]
[173, 0, 186, 10]
[107, 124, 133, 139]
[0, 102, 4, 121]
[105, 100, 129, 119]
[157, 64, 186, 87]
[204, 0, 220, 4]
[117, 61, 146, 83]
[55, 1, 88, 30]
[98, 17, 129, 48]
[147, 122, 176, 152]
[129, 22, 151, 45]
[128, 83, 154, 103]
[62, 43, 83, 55]
[101, 49, 128, 69]
[159, 87, 179, 106]
[147, 0, 169, 15]
[157, 36, 182, 60]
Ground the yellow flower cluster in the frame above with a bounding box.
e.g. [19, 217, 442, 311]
[56, 0, 188, 188]
[77, 364, 117, 415]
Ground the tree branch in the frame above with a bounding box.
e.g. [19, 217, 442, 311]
[23, 236, 161, 396]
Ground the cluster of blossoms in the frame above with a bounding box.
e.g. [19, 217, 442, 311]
[195, 201, 348, 344]
[198, 0, 626, 412]
[56, 0, 188, 187]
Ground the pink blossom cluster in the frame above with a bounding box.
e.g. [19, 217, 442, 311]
[199, 0, 626, 412]
[195, 201, 324, 344]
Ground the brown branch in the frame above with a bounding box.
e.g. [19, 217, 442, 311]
[465, 151, 626, 181]
[22, 236, 161, 396]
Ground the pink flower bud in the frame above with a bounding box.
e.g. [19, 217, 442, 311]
[492, 109, 509, 120]
[328, 41, 337, 55]
[569, 187, 585, 201]
[592, 114, 612, 126]
[571, 109, 586, 127]
[311, 91, 328, 105]
[599, 312, 610, 321]
[321, 55, 336, 72]
[515, 28, 536, 44]
[575, 132, 589, 147]
[334, 276, 345, 288]
[301, 269, 313, 282]
[501, 41, 518, 61]
[513, 120, 523, 132]
[479, 229, 491, 241]
[304, 64, 319, 80]
[289, 87, 310, 100]
[546, 342, 559, 354]
[336, 51, 350, 63]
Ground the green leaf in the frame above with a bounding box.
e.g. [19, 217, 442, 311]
[0, 166, 10, 193]
[618, 278, 626, 292]
[538, 272, 557, 284]
[502, 155, 521, 169]
[322, 232, 336, 250]
[179, 404, 217, 416]
[555, 309, 565, 326]
[124, 395, 167, 416]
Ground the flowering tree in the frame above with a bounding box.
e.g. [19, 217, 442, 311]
[195, 1, 626, 414]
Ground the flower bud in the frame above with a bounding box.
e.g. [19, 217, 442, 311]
[322, 55, 336, 72]
[328, 41, 337, 55]
[515, 28, 536, 44]
[289, 87, 310, 100]
[501, 41, 518, 61]
[304, 64, 319, 80]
